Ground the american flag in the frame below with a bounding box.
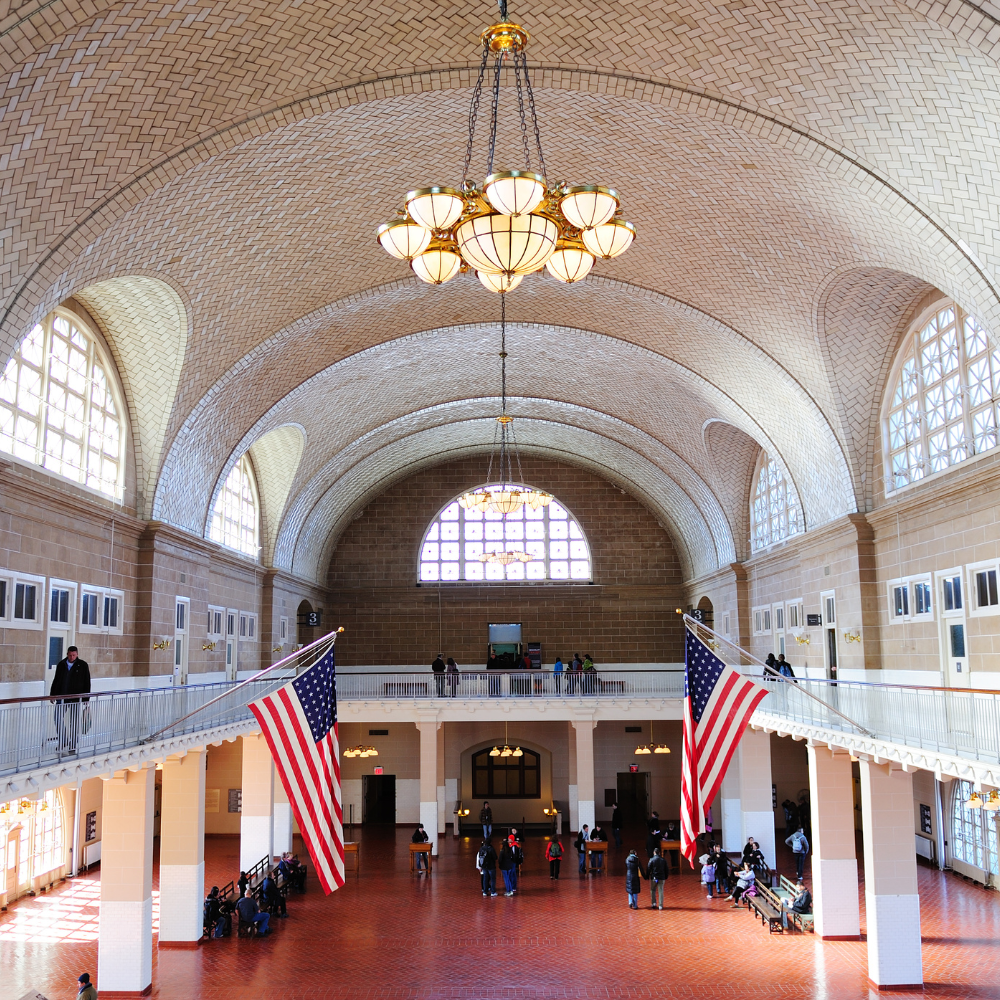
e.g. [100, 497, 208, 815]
[680, 629, 767, 865]
[249, 645, 344, 894]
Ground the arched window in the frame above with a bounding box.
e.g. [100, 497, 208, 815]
[885, 302, 1000, 491]
[951, 780, 999, 877]
[472, 747, 541, 798]
[0, 309, 125, 499]
[418, 485, 592, 582]
[0, 789, 64, 902]
[209, 454, 259, 558]
[750, 450, 801, 552]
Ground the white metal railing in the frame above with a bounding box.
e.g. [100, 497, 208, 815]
[753, 674, 1000, 766]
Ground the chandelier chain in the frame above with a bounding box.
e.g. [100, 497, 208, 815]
[487, 53, 503, 175]
[520, 50, 548, 182]
[462, 45, 490, 186]
[513, 52, 532, 171]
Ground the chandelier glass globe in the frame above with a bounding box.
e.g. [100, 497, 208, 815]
[559, 185, 620, 230]
[377, 220, 432, 260]
[581, 219, 637, 259]
[484, 170, 546, 216]
[412, 248, 462, 285]
[405, 186, 465, 230]
[456, 212, 559, 274]
[478, 270, 523, 294]
[546, 246, 595, 283]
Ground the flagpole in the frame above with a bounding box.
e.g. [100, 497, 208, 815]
[143, 627, 344, 743]
[681, 613, 872, 737]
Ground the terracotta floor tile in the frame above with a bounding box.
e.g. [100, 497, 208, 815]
[4, 826, 1000, 999]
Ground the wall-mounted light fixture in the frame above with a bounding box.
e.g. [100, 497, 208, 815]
[843, 630, 861, 643]
[202, 642, 217, 652]
[795, 635, 811, 645]
[152, 639, 171, 651]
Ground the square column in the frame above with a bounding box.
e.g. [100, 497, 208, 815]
[159, 749, 206, 946]
[240, 733, 274, 872]
[273, 772, 293, 856]
[807, 745, 860, 939]
[416, 719, 439, 855]
[436, 723, 446, 835]
[737, 727, 775, 867]
[98, 766, 155, 995]
[859, 761, 923, 990]
[572, 719, 596, 833]
[567, 721, 578, 833]
[719, 751, 742, 853]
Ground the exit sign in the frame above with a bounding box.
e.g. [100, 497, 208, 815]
[374, 766, 383, 775]
[629, 764, 639, 773]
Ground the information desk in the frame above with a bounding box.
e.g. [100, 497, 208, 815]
[661, 839, 682, 870]
[409, 842, 432, 873]
[585, 841, 608, 874]
[343, 841, 360, 875]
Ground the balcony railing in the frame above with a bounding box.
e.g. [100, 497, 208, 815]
[753, 675, 1000, 766]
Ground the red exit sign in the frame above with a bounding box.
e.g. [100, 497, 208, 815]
[374, 766, 384, 775]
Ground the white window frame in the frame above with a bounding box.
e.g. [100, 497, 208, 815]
[279, 616, 288, 641]
[967, 560, 1000, 618]
[722, 612, 731, 637]
[786, 600, 803, 633]
[937, 569, 964, 618]
[0, 571, 45, 629]
[79, 584, 124, 635]
[752, 605, 772, 636]
[226, 608, 238, 637]
[48, 579, 76, 628]
[239, 612, 257, 641]
[887, 576, 934, 623]
[207, 604, 225, 639]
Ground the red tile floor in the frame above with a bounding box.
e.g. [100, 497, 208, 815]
[4, 826, 1000, 1000]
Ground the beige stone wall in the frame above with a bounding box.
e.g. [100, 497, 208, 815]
[204, 740, 243, 837]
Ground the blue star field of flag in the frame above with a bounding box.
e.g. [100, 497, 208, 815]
[292, 647, 338, 743]
[685, 631, 726, 723]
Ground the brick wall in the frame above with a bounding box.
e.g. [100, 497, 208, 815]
[327, 456, 685, 665]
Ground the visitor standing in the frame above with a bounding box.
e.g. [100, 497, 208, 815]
[553, 656, 564, 694]
[785, 826, 810, 879]
[412, 822, 429, 872]
[647, 848, 668, 909]
[498, 840, 517, 896]
[589, 823, 608, 871]
[480, 801, 493, 839]
[446, 657, 460, 697]
[782, 799, 799, 840]
[477, 839, 498, 897]
[625, 849, 643, 909]
[777, 654, 795, 678]
[546, 838, 564, 879]
[575, 824, 590, 874]
[50, 646, 91, 752]
[645, 824, 662, 860]
[431, 653, 446, 696]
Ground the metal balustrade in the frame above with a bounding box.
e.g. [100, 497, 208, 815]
[753, 674, 1000, 766]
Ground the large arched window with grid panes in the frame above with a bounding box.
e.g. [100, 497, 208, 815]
[750, 450, 801, 552]
[0, 309, 125, 499]
[884, 302, 1000, 492]
[209, 454, 259, 558]
[418, 485, 592, 582]
[950, 780, 999, 879]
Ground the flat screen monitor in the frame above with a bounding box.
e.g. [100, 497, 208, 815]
[488, 622, 522, 644]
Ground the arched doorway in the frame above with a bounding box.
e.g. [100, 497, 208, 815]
[696, 596, 714, 627]
[296, 599, 314, 648]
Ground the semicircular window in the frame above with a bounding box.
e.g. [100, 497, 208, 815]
[418, 484, 592, 583]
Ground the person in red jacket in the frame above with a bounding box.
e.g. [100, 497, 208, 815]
[545, 838, 564, 879]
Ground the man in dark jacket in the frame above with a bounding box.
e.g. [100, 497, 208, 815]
[236, 888, 269, 935]
[590, 823, 608, 871]
[645, 825, 662, 860]
[575, 824, 590, 873]
[431, 653, 446, 696]
[647, 847, 669, 910]
[261, 872, 286, 916]
[412, 822, 430, 871]
[50, 646, 91, 751]
[781, 879, 812, 929]
[477, 839, 498, 896]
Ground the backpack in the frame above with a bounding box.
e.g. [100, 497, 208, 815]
[549, 842, 563, 859]
[702, 863, 716, 883]
[477, 845, 488, 867]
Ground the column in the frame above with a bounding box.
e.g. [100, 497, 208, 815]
[572, 718, 596, 833]
[240, 733, 274, 872]
[859, 760, 923, 990]
[416, 719, 439, 855]
[719, 752, 742, 853]
[273, 773, 293, 856]
[737, 727, 775, 867]
[807, 745, 860, 938]
[567, 721, 578, 833]
[159, 749, 206, 947]
[436, 723, 446, 836]
[98, 766, 154, 995]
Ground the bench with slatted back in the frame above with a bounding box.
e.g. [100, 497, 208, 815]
[779, 874, 814, 932]
[749, 883, 784, 933]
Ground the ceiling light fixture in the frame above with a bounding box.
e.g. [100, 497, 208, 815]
[635, 720, 670, 756]
[376, 0, 636, 288]
[489, 721, 522, 759]
[343, 745, 379, 759]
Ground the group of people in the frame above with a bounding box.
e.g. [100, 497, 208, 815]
[204, 853, 307, 939]
[430, 653, 461, 696]
[764, 653, 796, 678]
[551, 653, 598, 694]
[475, 828, 525, 896]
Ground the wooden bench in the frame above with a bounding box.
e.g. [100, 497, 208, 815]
[344, 841, 360, 875]
[748, 890, 784, 933]
[778, 874, 814, 932]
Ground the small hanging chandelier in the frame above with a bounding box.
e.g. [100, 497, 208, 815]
[463, 293, 550, 526]
[635, 721, 671, 756]
[343, 745, 379, 759]
[376, 0, 636, 290]
[489, 721, 523, 758]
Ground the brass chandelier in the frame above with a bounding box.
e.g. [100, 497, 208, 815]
[466, 294, 549, 544]
[634, 721, 671, 756]
[376, 0, 636, 290]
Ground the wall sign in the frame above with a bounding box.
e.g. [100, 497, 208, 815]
[85, 810, 97, 843]
[228, 789, 242, 813]
[920, 803, 932, 835]
[806, 614, 822, 626]
[297, 610, 322, 627]
[374, 766, 384, 775]
[629, 763, 639, 773]
[204, 789, 220, 813]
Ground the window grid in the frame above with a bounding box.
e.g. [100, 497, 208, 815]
[887, 304, 1000, 491]
[209, 455, 259, 558]
[951, 780, 999, 876]
[0, 311, 124, 498]
[418, 485, 591, 583]
[750, 451, 801, 552]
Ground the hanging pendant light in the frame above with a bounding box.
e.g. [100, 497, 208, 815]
[545, 242, 595, 283]
[635, 721, 670, 756]
[412, 248, 462, 285]
[375, 1, 635, 285]
[478, 270, 523, 294]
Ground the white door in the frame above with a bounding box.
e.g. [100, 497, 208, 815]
[47, 580, 75, 692]
[772, 603, 785, 657]
[174, 597, 190, 685]
[226, 609, 238, 681]
[5, 828, 19, 904]
[821, 590, 838, 681]
[937, 571, 969, 688]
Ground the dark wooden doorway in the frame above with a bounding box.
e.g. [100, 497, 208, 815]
[362, 774, 396, 824]
[616, 772, 650, 824]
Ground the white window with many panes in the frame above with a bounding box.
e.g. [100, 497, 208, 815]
[418, 486, 592, 583]
[749, 450, 802, 552]
[884, 301, 1000, 492]
[0, 309, 125, 498]
[209, 454, 259, 558]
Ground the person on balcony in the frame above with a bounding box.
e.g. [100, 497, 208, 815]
[553, 656, 564, 693]
[446, 657, 460, 696]
[431, 653, 446, 697]
[50, 646, 91, 752]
